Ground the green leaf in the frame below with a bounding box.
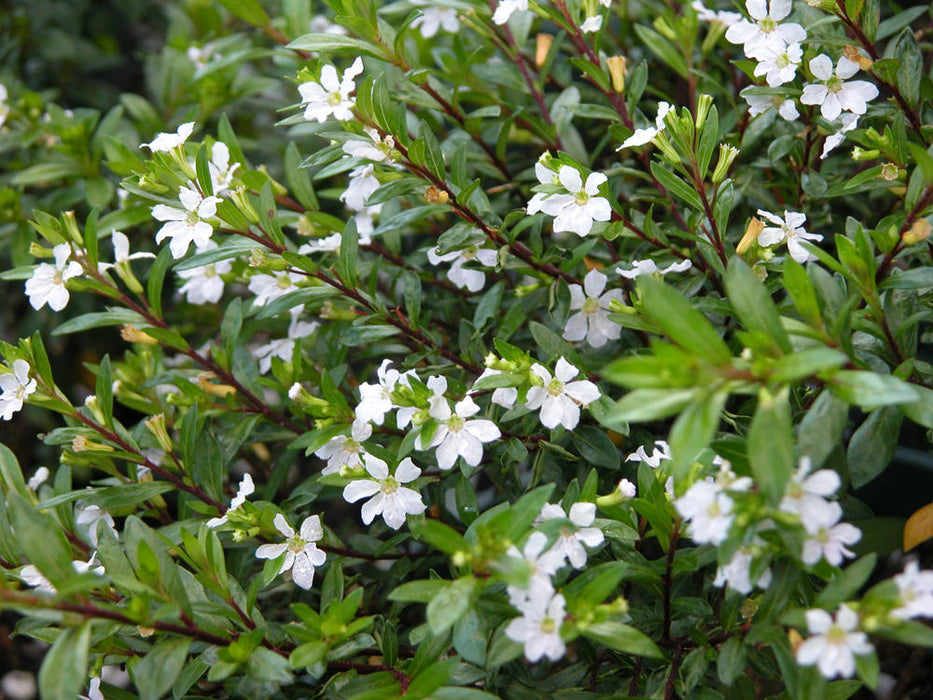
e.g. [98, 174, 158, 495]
[748, 387, 794, 505]
[95, 355, 114, 428]
[637, 276, 731, 363]
[880, 267, 933, 290]
[815, 554, 878, 609]
[783, 258, 822, 328]
[51, 309, 146, 336]
[528, 321, 583, 365]
[285, 142, 318, 210]
[452, 610, 486, 667]
[668, 390, 726, 483]
[725, 258, 792, 355]
[131, 638, 191, 700]
[286, 33, 382, 58]
[633, 25, 689, 78]
[147, 247, 174, 319]
[607, 388, 696, 423]
[8, 493, 74, 586]
[38, 622, 92, 700]
[409, 518, 467, 555]
[717, 636, 746, 685]
[195, 143, 213, 197]
[427, 577, 475, 636]
[769, 347, 847, 383]
[798, 391, 849, 469]
[650, 162, 704, 211]
[847, 407, 902, 488]
[405, 658, 457, 700]
[876, 5, 927, 40]
[829, 371, 919, 410]
[417, 121, 446, 182]
[0, 442, 28, 498]
[581, 621, 665, 658]
[338, 216, 359, 287]
[389, 579, 449, 603]
[218, 0, 270, 26]
[290, 640, 328, 670]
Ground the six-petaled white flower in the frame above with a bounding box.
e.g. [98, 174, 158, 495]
[25, 243, 83, 311]
[299, 57, 364, 123]
[756, 209, 822, 263]
[796, 604, 873, 679]
[255, 513, 327, 589]
[891, 561, 933, 620]
[505, 590, 567, 662]
[141, 122, 195, 152]
[151, 183, 222, 259]
[525, 358, 600, 430]
[343, 454, 426, 529]
[176, 241, 232, 304]
[753, 42, 802, 87]
[540, 166, 612, 237]
[411, 2, 459, 37]
[207, 473, 255, 528]
[0, 359, 37, 421]
[418, 395, 501, 470]
[563, 269, 624, 348]
[317, 420, 372, 475]
[536, 502, 605, 568]
[801, 55, 878, 121]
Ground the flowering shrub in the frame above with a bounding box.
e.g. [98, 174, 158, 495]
[1, 0, 933, 697]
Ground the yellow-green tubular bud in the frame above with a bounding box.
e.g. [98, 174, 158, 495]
[712, 144, 740, 185]
[694, 94, 714, 133]
[61, 211, 83, 245]
[145, 413, 174, 453]
[607, 56, 628, 94]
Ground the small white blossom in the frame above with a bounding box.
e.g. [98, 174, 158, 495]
[341, 163, 380, 211]
[493, 0, 528, 25]
[581, 16, 602, 33]
[0, 83, 9, 129]
[675, 480, 734, 545]
[207, 473, 255, 528]
[617, 102, 673, 150]
[725, 0, 806, 60]
[428, 245, 498, 292]
[891, 561, 933, 620]
[820, 112, 860, 160]
[563, 270, 624, 348]
[801, 514, 861, 567]
[617, 258, 692, 279]
[540, 166, 612, 237]
[0, 360, 37, 421]
[248, 270, 303, 307]
[207, 142, 240, 195]
[713, 542, 772, 594]
[97, 231, 156, 272]
[525, 358, 600, 430]
[298, 57, 364, 123]
[343, 455, 426, 529]
[20, 553, 104, 594]
[418, 395, 501, 470]
[753, 42, 802, 87]
[741, 90, 799, 121]
[255, 513, 326, 589]
[617, 478, 637, 499]
[176, 241, 232, 305]
[27, 466, 49, 490]
[537, 502, 605, 568]
[526, 159, 561, 216]
[625, 440, 672, 468]
[79, 677, 104, 700]
[801, 55, 879, 121]
[75, 504, 118, 547]
[756, 209, 822, 263]
[504, 531, 564, 607]
[355, 360, 416, 426]
[505, 590, 567, 662]
[411, 2, 459, 37]
[141, 122, 195, 152]
[151, 183, 222, 259]
[471, 368, 518, 409]
[317, 420, 372, 475]
[692, 1, 741, 25]
[298, 233, 343, 255]
[25, 243, 83, 311]
[251, 314, 319, 374]
[342, 127, 396, 163]
[780, 457, 842, 532]
[796, 604, 873, 679]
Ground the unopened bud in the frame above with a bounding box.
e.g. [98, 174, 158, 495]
[711, 144, 740, 184]
[196, 372, 236, 398]
[61, 211, 83, 245]
[851, 147, 879, 162]
[607, 56, 628, 93]
[319, 300, 358, 321]
[787, 627, 803, 652]
[653, 16, 676, 40]
[121, 324, 159, 345]
[694, 94, 714, 133]
[425, 186, 449, 204]
[596, 478, 637, 507]
[903, 219, 932, 246]
[138, 626, 156, 638]
[145, 413, 174, 452]
[72, 435, 113, 453]
[230, 187, 260, 224]
[29, 242, 55, 258]
[84, 395, 106, 424]
[736, 217, 765, 255]
[535, 34, 553, 69]
[842, 45, 873, 71]
[249, 250, 290, 271]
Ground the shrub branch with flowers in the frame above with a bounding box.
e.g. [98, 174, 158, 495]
[1, 0, 933, 697]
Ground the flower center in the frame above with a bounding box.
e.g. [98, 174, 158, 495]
[547, 378, 565, 396]
[447, 415, 465, 433]
[582, 297, 600, 315]
[825, 624, 848, 645]
[826, 77, 844, 94]
[277, 275, 293, 289]
[707, 501, 722, 518]
[787, 482, 803, 499]
[52, 270, 63, 285]
[540, 616, 557, 634]
[328, 91, 342, 106]
[186, 210, 200, 226]
[816, 528, 830, 545]
[381, 476, 400, 495]
[287, 535, 306, 554]
[574, 192, 590, 206]
[758, 17, 776, 33]
[204, 264, 217, 278]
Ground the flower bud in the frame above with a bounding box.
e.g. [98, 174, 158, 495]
[653, 16, 677, 41]
[903, 219, 932, 246]
[230, 187, 260, 224]
[711, 144, 739, 184]
[842, 45, 873, 71]
[851, 147, 879, 162]
[84, 395, 106, 424]
[694, 94, 714, 133]
[736, 217, 765, 255]
[607, 56, 627, 93]
[145, 413, 174, 453]
[425, 186, 449, 204]
[121, 324, 159, 345]
[196, 372, 236, 398]
[61, 211, 83, 245]
[535, 34, 553, 69]
[29, 242, 55, 258]
[596, 478, 637, 507]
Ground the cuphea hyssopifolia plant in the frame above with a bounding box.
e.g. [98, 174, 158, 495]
[1, 0, 932, 697]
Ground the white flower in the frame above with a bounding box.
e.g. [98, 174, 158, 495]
[493, 0, 528, 25]
[316, 420, 372, 475]
[310, 15, 349, 35]
[27, 466, 50, 490]
[796, 604, 873, 679]
[525, 358, 600, 430]
[563, 270, 624, 348]
[581, 15, 603, 33]
[504, 531, 564, 607]
[79, 677, 104, 700]
[151, 183, 222, 259]
[537, 502, 605, 568]
[75, 504, 118, 547]
[692, 1, 741, 25]
[713, 543, 772, 594]
[675, 480, 734, 545]
[526, 159, 561, 216]
[298, 57, 364, 123]
[801, 512, 861, 567]
[343, 455, 426, 529]
[248, 270, 303, 307]
[801, 55, 878, 122]
[25, 243, 83, 311]
[542, 166, 612, 237]
[505, 591, 567, 662]
[0, 359, 37, 421]
[753, 42, 802, 87]
[617, 478, 637, 499]
[741, 89, 799, 121]
[756, 209, 822, 263]
[617, 102, 673, 150]
[341, 163, 380, 211]
[97, 231, 156, 272]
[418, 395, 501, 470]
[779, 457, 841, 532]
[208, 142, 240, 195]
[251, 314, 319, 374]
[725, 0, 806, 60]
[428, 245, 498, 292]
[141, 122, 195, 152]
[176, 241, 232, 304]
[626, 440, 672, 468]
[20, 553, 104, 594]
[617, 258, 693, 279]
[820, 112, 860, 160]
[471, 368, 518, 409]
[255, 513, 327, 589]
[411, 2, 459, 37]
[342, 127, 396, 163]
[891, 561, 933, 620]
[207, 473, 255, 528]
[298, 233, 343, 254]
[714, 459, 753, 492]
[355, 360, 415, 426]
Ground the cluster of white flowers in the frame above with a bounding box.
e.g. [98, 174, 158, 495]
[504, 502, 605, 661]
[527, 157, 612, 237]
[755, 209, 823, 263]
[0, 359, 37, 421]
